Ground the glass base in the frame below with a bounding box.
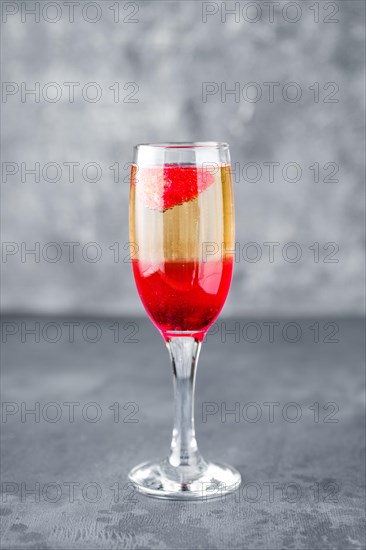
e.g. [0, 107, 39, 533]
[128, 458, 241, 500]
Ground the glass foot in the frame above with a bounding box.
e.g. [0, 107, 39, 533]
[128, 458, 241, 500]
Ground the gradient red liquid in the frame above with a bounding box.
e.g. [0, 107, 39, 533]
[132, 258, 233, 341]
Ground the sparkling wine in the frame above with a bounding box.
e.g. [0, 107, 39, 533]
[128, 143, 241, 500]
[130, 163, 234, 340]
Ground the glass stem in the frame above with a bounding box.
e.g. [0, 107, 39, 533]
[166, 337, 202, 469]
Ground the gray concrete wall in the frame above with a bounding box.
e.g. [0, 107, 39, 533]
[1, 0, 365, 316]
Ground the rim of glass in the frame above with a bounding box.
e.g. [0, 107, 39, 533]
[134, 141, 229, 150]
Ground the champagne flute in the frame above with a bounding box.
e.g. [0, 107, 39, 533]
[128, 142, 240, 499]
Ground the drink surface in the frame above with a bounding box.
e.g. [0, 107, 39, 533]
[129, 163, 234, 340]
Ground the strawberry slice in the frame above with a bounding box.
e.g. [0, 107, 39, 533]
[132, 165, 216, 211]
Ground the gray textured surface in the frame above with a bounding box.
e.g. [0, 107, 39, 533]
[1, 317, 365, 549]
[1, 0, 365, 317]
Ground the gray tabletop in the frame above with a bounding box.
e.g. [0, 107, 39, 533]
[1, 317, 365, 550]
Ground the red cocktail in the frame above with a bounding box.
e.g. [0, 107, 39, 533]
[128, 143, 240, 499]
